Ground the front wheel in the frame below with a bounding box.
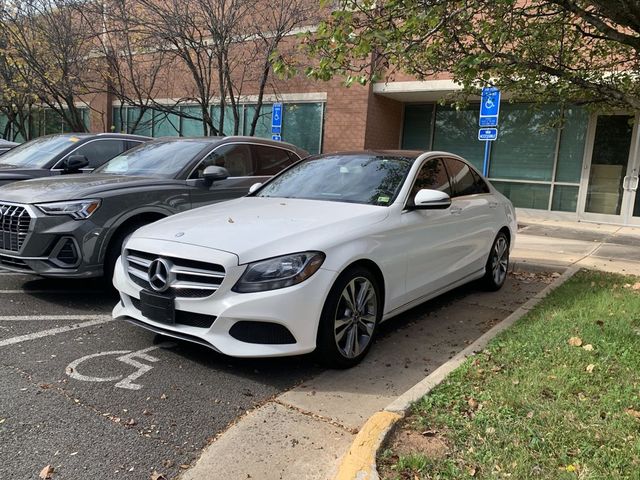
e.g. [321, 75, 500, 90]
[316, 266, 382, 368]
[482, 232, 510, 291]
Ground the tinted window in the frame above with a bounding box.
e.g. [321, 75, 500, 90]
[72, 140, 126, 168]
[191, 144, 254, 179]
[470, 169, 490, 194]
[408, 158, 451, 206]
[444, 158, 488, 196]
[256, 154, 412, 206]
[252, 145, 295, 176]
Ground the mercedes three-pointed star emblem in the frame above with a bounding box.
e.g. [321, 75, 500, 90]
[148, 258, 172, 292]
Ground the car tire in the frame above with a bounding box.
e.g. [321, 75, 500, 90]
[104, 221, 149, 283]
[482, 231, 510, 291]
[315, 266, 382, 369]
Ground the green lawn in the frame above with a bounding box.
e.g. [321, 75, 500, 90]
[379, 271, 640, 479]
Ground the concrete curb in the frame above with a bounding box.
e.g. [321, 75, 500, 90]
[332, 265, 580, 480]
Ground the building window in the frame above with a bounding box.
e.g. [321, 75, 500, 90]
[114, 101, 324, 154]
[403, 102, 589, 212]
[401, 104, 433, 150]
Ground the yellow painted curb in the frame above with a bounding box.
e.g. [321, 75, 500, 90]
[334, 411, 403, 480]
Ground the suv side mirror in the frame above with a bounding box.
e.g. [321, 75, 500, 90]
[410, 189, 451, 209]
[62, 155, 89, 173]
[248, 182, 262, 194]
[203, 165, 230, 185]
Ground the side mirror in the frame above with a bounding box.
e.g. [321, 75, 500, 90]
[62, 155, 89, 173]
[411, 189, 451, 209]
[203, 165, 230, 185]
[248, 182, 262, 194]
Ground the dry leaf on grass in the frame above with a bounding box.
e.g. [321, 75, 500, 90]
[39, 465, 54, 479]
[568, 337, 583, 347]
[586, 364, 595, 373]
[582, 344, 594, 351]
[625, 408, 640, 419]
[632, 282, 640, 291]
[468, 398, 479, 410]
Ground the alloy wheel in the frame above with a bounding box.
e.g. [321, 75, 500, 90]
[492, 236, 509, 285]
[333, 277, 377, 359]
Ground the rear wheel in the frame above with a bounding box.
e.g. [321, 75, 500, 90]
[316, 266, 382, 368]
[482, 231, 510, 291]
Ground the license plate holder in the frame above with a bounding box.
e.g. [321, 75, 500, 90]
[139, 290, 175, 325]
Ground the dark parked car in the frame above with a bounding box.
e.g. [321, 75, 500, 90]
[0, 140, 18, 156]
[0, 133, 150, 186]
[0, 136, 307, 279]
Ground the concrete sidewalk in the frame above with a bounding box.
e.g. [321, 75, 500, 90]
[513, 216, 640, 276]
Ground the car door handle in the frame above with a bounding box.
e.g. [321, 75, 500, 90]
[450, 206, 463, 215]
[489, 201, 499, 208]
[632, 176, 640, 192]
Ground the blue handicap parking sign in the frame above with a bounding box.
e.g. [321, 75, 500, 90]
[479, 87, 500, 127]
[271, 134, 281, 141]
[271, 103, 283, 129]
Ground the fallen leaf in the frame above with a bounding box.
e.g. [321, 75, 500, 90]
[150, 471, 166, 480]
[632, 282, 640, 291]
[568, 337, 583, 347]
[526, 411, 534, 419]
[582, 344, 594, 351]
[625, 408, 640, 419]
[468, 466, 477, 476]
[39, 465, 54, 479]
[468, 398, 479, 410]
[565, 464, 576, 472]
[126, 418, 137, 426]
[586, 364, 595, 373]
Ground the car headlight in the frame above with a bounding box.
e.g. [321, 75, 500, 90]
[37, 199, 101, 220]
[232, 251, 325, 293]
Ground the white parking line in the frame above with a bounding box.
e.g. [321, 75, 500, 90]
[0, 314, 111, 321]
[0, 317, 114, 347]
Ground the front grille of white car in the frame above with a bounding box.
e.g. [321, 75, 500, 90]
[125, 249, 226, 298]
[0, 203, 32, 252]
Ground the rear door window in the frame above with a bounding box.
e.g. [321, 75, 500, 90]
[444, 157, 486, 197]
[251, 145, 296, 176]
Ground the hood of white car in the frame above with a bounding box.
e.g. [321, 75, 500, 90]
[133, 196, 389, 264]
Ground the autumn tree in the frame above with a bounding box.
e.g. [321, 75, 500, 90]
[0, 0, 102, 132]
[307, 0, 640, 109]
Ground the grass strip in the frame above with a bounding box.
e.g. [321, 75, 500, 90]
[380, 270, 640, 479]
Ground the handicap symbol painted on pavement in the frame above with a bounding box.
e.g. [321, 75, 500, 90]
[65, 344, 171, 390]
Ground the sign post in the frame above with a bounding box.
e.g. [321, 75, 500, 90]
[478, 87, 501, 176]
[271, 103, 283, 141]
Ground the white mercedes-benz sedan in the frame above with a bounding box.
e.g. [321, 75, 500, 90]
[113, 151, 516, 367]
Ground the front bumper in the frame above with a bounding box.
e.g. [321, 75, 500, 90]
[0, 201, 103, 278]
[112, 238, 335, 358]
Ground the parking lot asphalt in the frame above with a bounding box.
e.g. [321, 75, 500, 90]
[0, 270, 552, 480]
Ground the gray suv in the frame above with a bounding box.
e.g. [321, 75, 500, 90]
[0, 136, 306, 278]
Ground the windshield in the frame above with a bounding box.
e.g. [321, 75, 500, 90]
[0, 136, 81, 169]
[94, 141, 210, 178]
[256, 154, 413, 206]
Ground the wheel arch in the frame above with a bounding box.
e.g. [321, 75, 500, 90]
[339, 258, 386, 312]
[99, 211, 168, 262]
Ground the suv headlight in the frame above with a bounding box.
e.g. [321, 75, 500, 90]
[37, 199, 101, 220]
[232, 251, 325, 293]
